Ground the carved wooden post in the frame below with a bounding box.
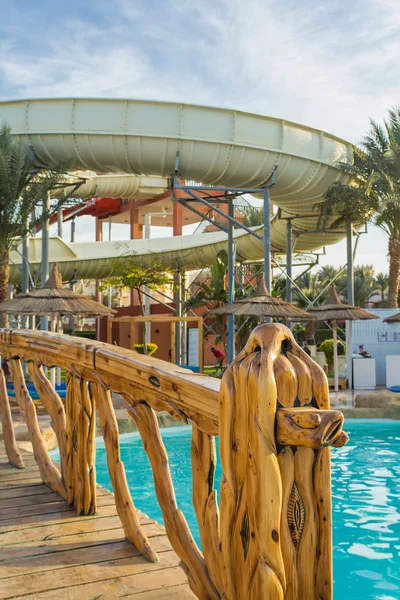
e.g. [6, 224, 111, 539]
[191, 424, 223, 594]
[218, 328, 286, 600]
[28, 361, 67, 485]
[9, 358, 66, 498]
[216, 324, 347, 600]
[65, 373, 96, 514]
[91, 383, 158, 563]
[0, 368, 24, 469]
[127, 399, 219, 599]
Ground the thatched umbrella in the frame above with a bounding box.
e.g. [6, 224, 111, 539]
[383, 312, 400, 323]
[0, 264, 116, 319]
[307, 285, 378, 391]
[0, 264, 116, 387]
[211, 275, 312, 320]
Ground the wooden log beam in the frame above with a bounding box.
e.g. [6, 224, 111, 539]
[0, 331, 220, 434]
[91, 382, 157, 563]
[9, 358, 66, 499]
[0, 369, 24, 469]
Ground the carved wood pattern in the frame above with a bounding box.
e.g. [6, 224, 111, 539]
[287, 481, 305, 549]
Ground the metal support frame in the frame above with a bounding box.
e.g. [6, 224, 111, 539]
[346, 222, 355, 390]
[41, 195, 50, 331]
[286, 219, 293, 303]
[57, 209, 63, 239]
[70, 218, 76, 243]
[21, 219, 30, 329]
[175, 270, 182, 365]
[181, 273, 187, 365]
[227, 201, 235, 364]
[172, 161, 276, 365]
[263, 188, 271, 293]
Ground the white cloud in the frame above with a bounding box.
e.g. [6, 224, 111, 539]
[0, 0, 398, 271]
[1, 0, 399, 142]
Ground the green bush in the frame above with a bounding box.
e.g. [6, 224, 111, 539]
[134, 343, 158, 356]
[74, 330, 96, 340]
[315, 328, 335, 344]
[319, 339, 346, 372]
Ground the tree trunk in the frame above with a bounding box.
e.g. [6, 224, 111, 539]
[305, 319, 316, 345]
[137, 290, 148, 354]
[0, 250, 9, 328]
[387, 236, 400, 308]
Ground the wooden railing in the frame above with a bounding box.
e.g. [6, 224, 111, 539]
[0, 323, 348, 600]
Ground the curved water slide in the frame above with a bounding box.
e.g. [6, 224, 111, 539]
[1, 98, 353, 282]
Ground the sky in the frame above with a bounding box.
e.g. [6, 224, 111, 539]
[1, 0, 399, 274]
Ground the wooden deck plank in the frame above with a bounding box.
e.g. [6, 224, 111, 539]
[124, 583, 199, 599]
[0, 486, 109, 509]
[0, 549, 181, 598]
[0, 503, 122, 533]
[0, 523, 164, 563]
[0, 483, 55, 500]
[0, 535, 172, 580]
[0, 493, 115, 521]
[17, 565, 191, 599]
[0, 443, 195, 599]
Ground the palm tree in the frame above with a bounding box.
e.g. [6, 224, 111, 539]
[185, 251, 229, 351]
[293, 273, 327, 342]
[353, 265, 377, 307]
[374, 272, 388, 303]
[242, 205, 264, 227]
[0, 124, 70, 326]
[320, 107, 400, 307]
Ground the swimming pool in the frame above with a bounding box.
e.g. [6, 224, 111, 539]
[63, 420, 400, 599]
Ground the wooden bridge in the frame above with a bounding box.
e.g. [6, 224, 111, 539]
[0, 323, 348, 599]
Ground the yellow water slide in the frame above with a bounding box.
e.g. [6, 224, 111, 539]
[0, 98, 352, 281]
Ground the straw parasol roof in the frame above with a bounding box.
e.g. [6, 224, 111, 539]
[383, 312, 400, 323]
[307, 285, 379, 322]
[0, 264, 116, 317]
[210, 275, 313, 320]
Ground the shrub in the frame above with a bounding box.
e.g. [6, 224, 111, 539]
[74, 330, 96, 340]
[133, 343, 158, 356]
[319, 339, 346, 372]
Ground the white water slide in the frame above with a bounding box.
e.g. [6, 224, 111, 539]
[0, 98, 353, 282]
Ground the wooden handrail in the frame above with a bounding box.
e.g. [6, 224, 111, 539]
[0, 324, 347, 600]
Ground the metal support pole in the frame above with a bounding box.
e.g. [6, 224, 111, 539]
[144, 215, 151, 350]
[346, 222, 354, 390]
[70, 218, 76, 243]
[286, 219, 293, 303]
[175, 271, 182, 365]
[181, 273, 187, 365]
[21, 219, 29, 329]
[41, 196, 49, 331]
[57, 209, 63, 239]
[227, 201, 235, 365]
[108, 217, 112, 308]
[263, 188, 271, 293]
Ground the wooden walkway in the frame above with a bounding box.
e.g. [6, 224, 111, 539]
[0, 444, 196, 599]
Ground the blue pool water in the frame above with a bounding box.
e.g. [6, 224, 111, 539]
[59, 420, 400, 599]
